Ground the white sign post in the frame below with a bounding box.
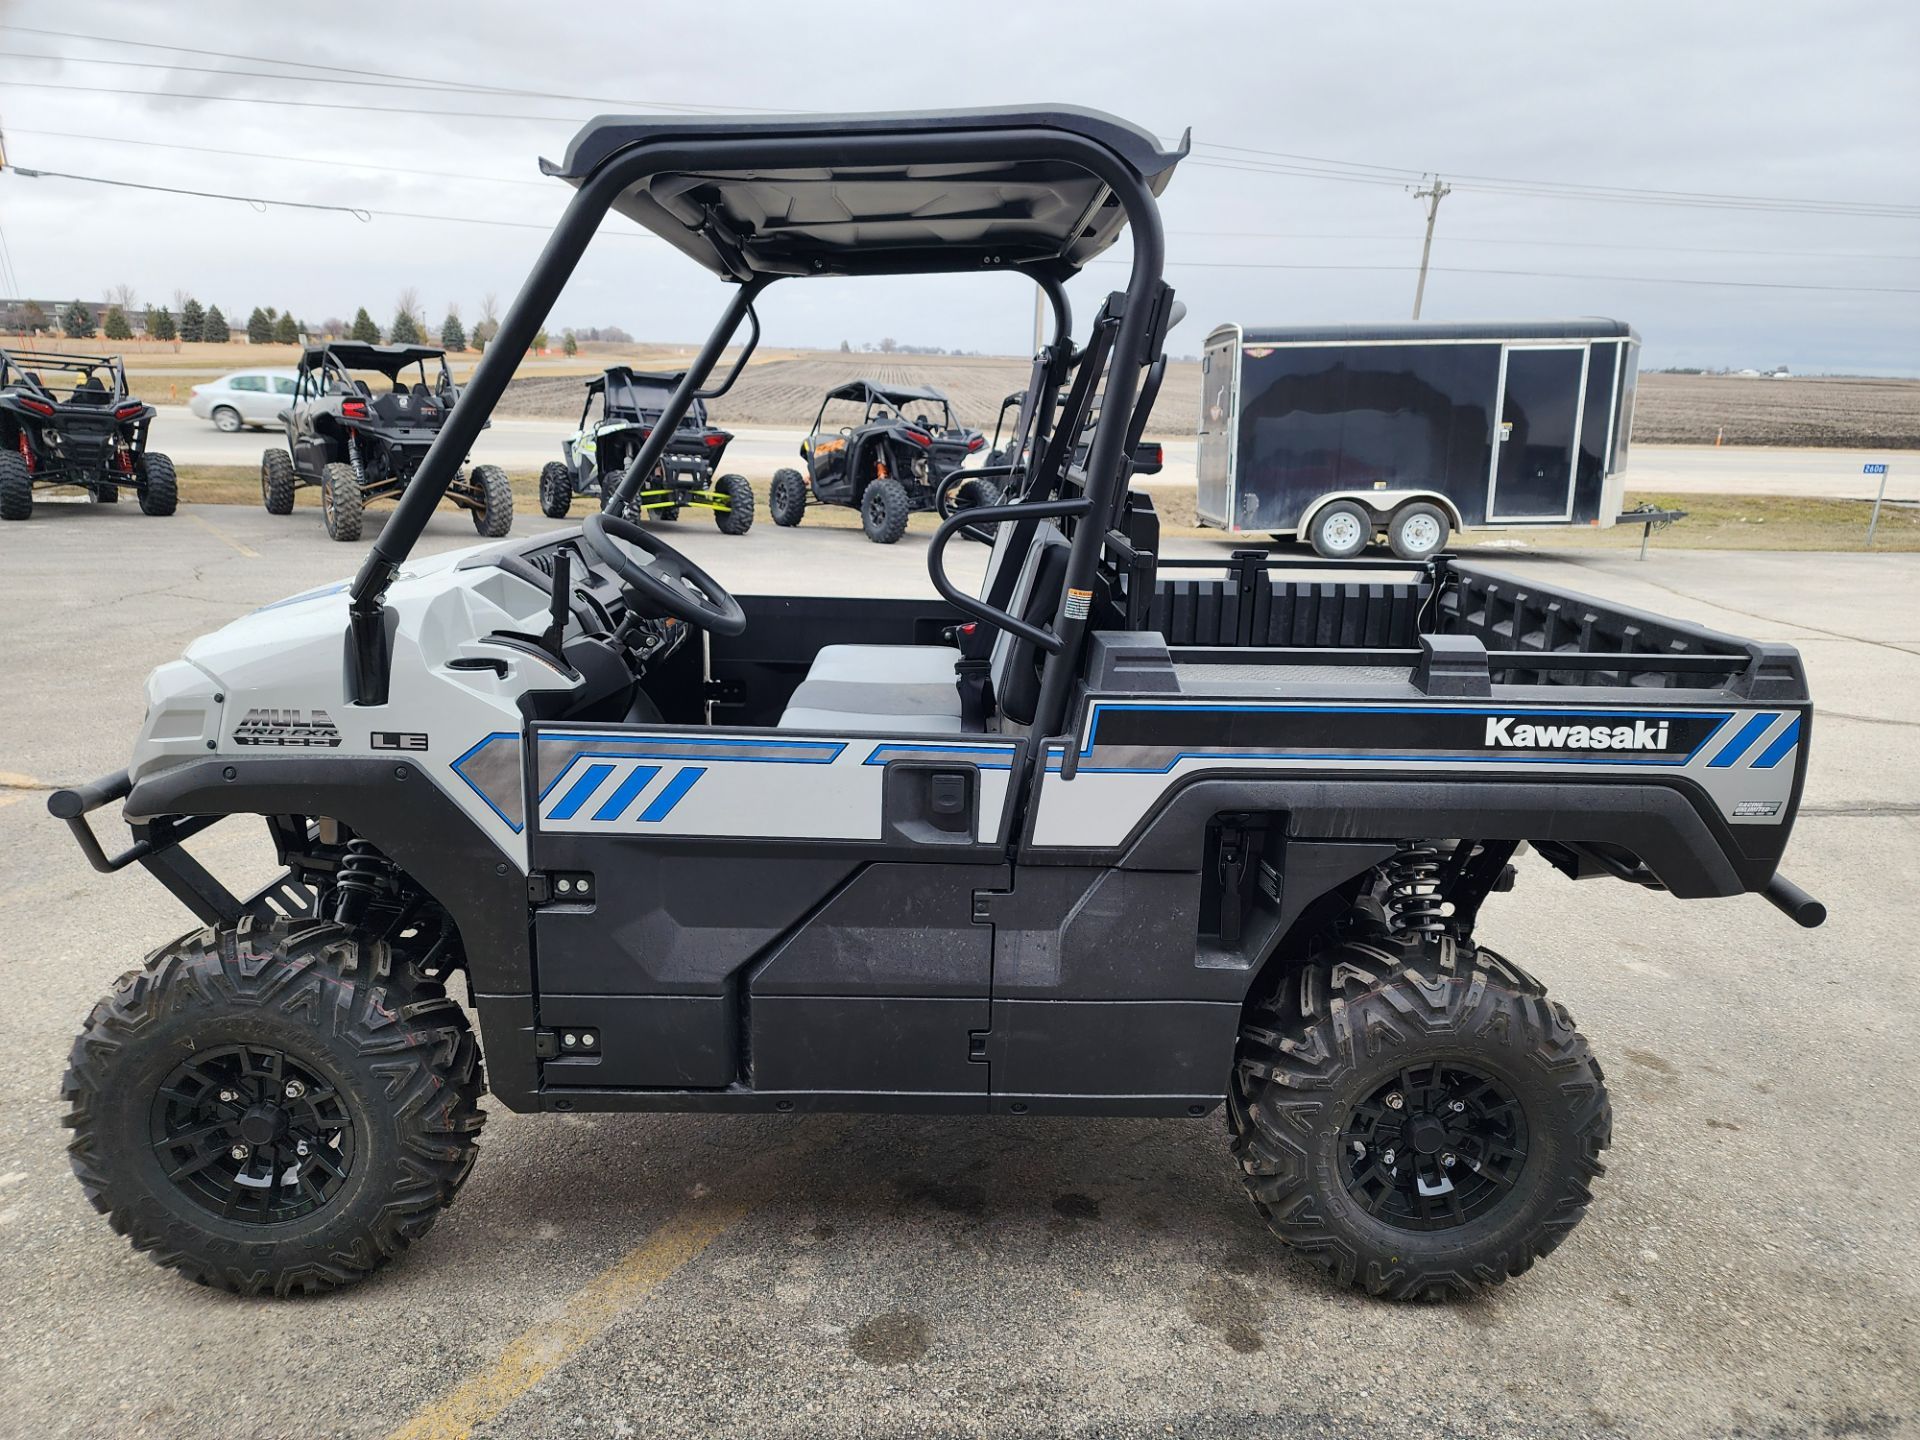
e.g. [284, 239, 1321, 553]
[1864, 462, 1891, 546]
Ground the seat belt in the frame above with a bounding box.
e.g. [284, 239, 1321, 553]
[947, 621, 996, 732]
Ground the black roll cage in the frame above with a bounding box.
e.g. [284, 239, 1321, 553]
[0, 347, 132, 404]
[299, 346, 454, 401]
[347, 117, 1176, 743]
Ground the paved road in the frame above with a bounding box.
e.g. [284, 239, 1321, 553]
[1, 508, 1915, 1439]
[149, 405, 1902, 505]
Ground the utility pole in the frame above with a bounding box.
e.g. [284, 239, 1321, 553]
[1409, 176, 1450, 320]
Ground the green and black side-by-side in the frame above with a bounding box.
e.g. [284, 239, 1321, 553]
[49, 107, 1823, 1300]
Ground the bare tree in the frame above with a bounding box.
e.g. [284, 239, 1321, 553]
[107, 282, 139, 313]
[394, 286, 426, 330]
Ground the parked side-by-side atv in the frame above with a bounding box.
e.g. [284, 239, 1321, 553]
[0, 349, 176, 521]
[260, 342, 510, 542]
[770, 379, 986, 542]
[539, 366, 752, 533]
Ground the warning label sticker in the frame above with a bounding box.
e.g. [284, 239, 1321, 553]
[1064, 587, 1092, 620]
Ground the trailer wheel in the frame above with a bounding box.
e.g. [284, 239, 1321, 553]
[321, 462, 363, 542]
[470, 464, 514, 538]
[137, 453, 178, 516]
[769, 468, 808, 527]
[261, 449, 297, 515]
[1308, 500, 1372, 559]
[538, 461, 573, 519]
[861, 477, 911, 544]
[1388, 502, 1451, 561]
[60, 919, 486, 1296]
[0, 450, 32, 520]
[1228, 936, 1612, 1301]
[712, 473, 755, 535]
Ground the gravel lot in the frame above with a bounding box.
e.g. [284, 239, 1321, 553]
[0, 506, 1915, 1440]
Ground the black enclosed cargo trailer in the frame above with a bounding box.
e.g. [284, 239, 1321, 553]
[1197, 320, 1641, 558]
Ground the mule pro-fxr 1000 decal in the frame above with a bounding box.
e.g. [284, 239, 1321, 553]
[1031, 700, 1803, 850]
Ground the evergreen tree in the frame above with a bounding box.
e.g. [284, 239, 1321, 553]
[203, 304, 228, 340]
[562, 329, 578, 357]
[144, 306, 177, 342]
[103, 305, 133, 341]
[388, 308, 422, 345]
[246, 306, 273, 344]
[440, 313, 467, 351]
[532, 327, 549, 354]
[178, 297, 205, 343]
[350, 307, 381, 343]
[273, 310, 299, 344]
[63, 301, 97, 338]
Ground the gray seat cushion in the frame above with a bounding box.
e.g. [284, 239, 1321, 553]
[776, 644, 964, 732]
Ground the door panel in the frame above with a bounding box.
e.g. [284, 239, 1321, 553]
[1490, 346, 1585, 520]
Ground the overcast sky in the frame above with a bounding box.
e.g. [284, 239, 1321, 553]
[0, 0, 1915, 372]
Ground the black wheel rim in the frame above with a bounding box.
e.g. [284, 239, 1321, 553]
[149, 1043, 356, 1226]
[1339, 1061, 1528, 1231]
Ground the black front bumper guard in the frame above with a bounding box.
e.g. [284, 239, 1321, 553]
[49, 769, 316, 928]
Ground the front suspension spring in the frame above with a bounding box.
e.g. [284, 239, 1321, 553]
[331, 837, 396, 926]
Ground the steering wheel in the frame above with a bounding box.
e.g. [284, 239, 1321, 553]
[579, 510, 747, 637]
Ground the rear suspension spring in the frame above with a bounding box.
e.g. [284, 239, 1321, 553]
[1384, 845, 1448, 936]
[331, 837, 396, 926]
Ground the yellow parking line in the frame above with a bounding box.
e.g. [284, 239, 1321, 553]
[190, 514, 260, 558]
[386, 1196, 751, 1440]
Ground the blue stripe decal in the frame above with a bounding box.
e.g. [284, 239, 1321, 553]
[548, 763, 614, 821]
[591, 765, 660, 822]
[638, 766, 705, 822]
[1752, 717, 1802, 769]
[1708, 714, 1777, 768]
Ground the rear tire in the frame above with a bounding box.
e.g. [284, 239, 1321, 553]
[769, 467, 807, 527]
[860, 477, 911, 544]
[1308, 500, 1373, 559]
[0, 450, 32, 520]
[138, 453, 178, 516]
[470, 464, 514, 538]
[321, 462, 363, 542]
[60, 919, 486, 1297]
[713, 473, 755, 535]
[211, 405, 243, 434]
[1388, 502, 1451, 562]
[538, 461, 573, 519]
[1229, 935, 1611, 1300]
[261, 449, 297, 515]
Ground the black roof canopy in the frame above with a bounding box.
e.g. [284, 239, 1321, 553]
[305, 341, 446, 375]
[825, 378, 952, 407]
[541, 106, 1187, 280]
[586, 365, 688, 395]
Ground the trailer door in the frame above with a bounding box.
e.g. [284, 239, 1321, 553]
[1195, 326, 1239, 528]
[1488, 345, 1587, 521]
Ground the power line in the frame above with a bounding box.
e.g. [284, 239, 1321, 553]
[0, 78, 584, 124]
[1112, 257, 1920, 295]
[0, 23, 788, 114]
[1166, 227, 1920, 262]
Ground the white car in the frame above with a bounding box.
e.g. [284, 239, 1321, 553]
[187, 369, 299, 432]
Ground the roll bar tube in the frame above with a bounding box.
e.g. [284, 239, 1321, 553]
[927, 496, 1094, 652]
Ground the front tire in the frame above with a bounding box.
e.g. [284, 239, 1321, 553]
[712, 473, 755, 535]
[60, 920, 486, 1296]
[1229, 936, 1611, 1300]
[321, 462, 363, 541]
[1308, 500, 1372, 559]
[137, 452, 178, 516]
[769, 467, 807, 527]
[261, 449, 297, 515]
[470, 463, 514, 538]
[860, 476, 911, 544]
[0, 449, 31, 520]
[539, 460, 573, 519]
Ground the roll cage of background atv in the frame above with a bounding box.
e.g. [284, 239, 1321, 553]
[299, 341, 456, 405]
[345, 108, 1183, 710]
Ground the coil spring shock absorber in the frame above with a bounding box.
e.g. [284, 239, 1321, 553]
[331, 837, 395, 926]
[1384, 844, 1448, 936]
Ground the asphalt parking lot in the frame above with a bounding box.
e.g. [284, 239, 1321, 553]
[1, 503, 1915, 1440]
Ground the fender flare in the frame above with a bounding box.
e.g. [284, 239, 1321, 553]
[1296, 488, 1465, 536]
